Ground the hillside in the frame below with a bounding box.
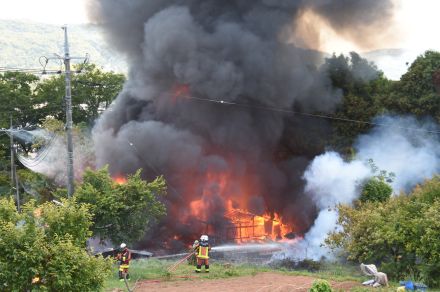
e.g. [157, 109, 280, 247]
[0, 20, 127, 73]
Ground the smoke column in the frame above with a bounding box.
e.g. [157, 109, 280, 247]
[278, 116, 440, 260]
[87, 1, 395, 245]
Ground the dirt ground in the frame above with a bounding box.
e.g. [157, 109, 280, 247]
[133, 272, 360, 291]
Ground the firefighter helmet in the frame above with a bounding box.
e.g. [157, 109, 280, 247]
[120, 243, 127, 249]
[200, 235, 208, 241]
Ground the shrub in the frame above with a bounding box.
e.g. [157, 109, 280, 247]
[270, 258, 322, 272]
[326, 176, 440, 286]
[75, 167, 167, 245]
[360, 177, 392, 203]
[309, 279, 333, 292]
[0, 197, 111, 291]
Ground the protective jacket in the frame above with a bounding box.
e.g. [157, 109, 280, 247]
[116, 248, 131, 267]
[194, 241, 211, 259]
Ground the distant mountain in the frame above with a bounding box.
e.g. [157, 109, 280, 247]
[1, 20, 429, 81]
[0, 20, 127, 73]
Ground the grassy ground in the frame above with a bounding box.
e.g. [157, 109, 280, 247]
[103, 259, 437, 291]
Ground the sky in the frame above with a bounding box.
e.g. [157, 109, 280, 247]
[0, 0, 439, 79]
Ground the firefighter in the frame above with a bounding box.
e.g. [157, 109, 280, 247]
[193, 235, 211, 273]
[116, 243, 131, 281]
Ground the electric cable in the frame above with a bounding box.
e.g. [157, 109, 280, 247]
[17, 134, 58, 168]
[181, 95, 440, 135]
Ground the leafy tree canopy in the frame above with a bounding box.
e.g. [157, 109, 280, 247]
[326, 176, 440, 286]
[34, 63, 125, 125]
[383, 50, 440, 122]
[323, 52, 392, 150]
[75, 167, 167, 245]
[0, 197, 111, 291]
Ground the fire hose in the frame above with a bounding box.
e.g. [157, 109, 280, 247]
[167, 252, 196, 272]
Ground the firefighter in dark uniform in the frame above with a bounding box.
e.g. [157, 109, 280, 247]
[193, 235, 211, 273]
[116, 243, 131, 281]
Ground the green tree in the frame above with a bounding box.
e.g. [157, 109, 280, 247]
[0, 72, 39, 171]
[326, 176, 440, 286]
[383, 51, 440, 122]
[0, 72, 39, 128]
[359, 159, 394, 203]
[0, 197, 111, 291]
[39, 198, 93, 248]
[34, 63, 125, 125]
[322, 52, 392, 150]
[360, 177, 392, 203]
[75, 167, 167, 245]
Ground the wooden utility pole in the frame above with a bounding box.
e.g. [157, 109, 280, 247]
[43, 26, 88, 197]
[10, 116, 20, 212]
[63, 26, 75, 197]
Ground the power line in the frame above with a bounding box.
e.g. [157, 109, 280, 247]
[17, 135, 57, 168]
[0, 67, 63, 75]
[183, 95, 440, 135]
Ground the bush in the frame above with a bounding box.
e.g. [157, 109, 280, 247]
[0, 197, 111, 291]
[75, 167, 167, 245]
[326, 176, 440, 286]
[360, 177, 392, 203]
[270, 258, 322, 272]
[309, 279, 333, 292]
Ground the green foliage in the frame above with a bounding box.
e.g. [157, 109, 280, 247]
[17, 168, 57, 204]
[224, 267, 239, 277]
[0, 197, 111, 291]
[34, 63, 125, 125]
[270, 258, 323, 272]
[359, 159, 394, 203]
[0, 171, 11, 194]
[75, 166, 167, 245]
[383, 51, 440, 122]
[360, 177, 392, 203]
[309, 279, 333, 292]
[39, 198, 93, 248]
[326, 176, 440, 286]
[43, 239, 111, 292]
[0, 71, 40, 128]
[0, 71, 40, 169]
[323, 52, 392, 150]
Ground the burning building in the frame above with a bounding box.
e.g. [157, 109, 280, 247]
[87, 0, 395, 248]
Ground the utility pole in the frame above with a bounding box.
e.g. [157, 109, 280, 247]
[43, 26, 88, 197]
[63, 26, 75, 197]
[10, 116, 20, 212]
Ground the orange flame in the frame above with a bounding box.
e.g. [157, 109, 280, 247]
[187, 168, 293, 243]
[113, 176, 127, 185]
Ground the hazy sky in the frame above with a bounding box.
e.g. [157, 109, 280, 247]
[1, 0, 439, 53]
[0, 0, 439, 79]
[0, 0, 88, 24]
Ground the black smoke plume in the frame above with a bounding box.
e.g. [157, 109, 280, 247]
[87, 0, 394, 247]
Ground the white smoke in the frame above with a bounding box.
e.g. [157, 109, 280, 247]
[304, 152, 371, 209]
[275, 115, 440, 261]
[273, 152, 371, 261]
[356, 116, 440, 193]
[18, 129, 95, 186]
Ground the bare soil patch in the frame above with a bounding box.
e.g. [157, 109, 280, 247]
[134, 272, 360, 291]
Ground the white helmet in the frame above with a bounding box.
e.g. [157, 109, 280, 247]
[120, 243, 127, 249]
[200, 235, 208, 241]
